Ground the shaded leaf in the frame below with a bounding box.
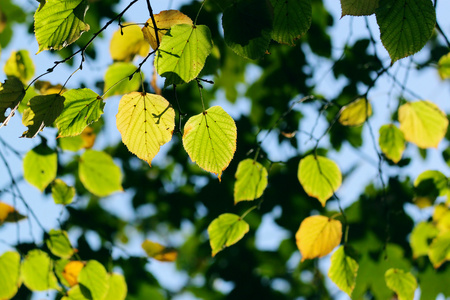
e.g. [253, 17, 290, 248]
[234, 159, 268, 203]
[78, 260, 109, 300]
[110, 23, 149, 62]
[21, 249, 58, 291]
[379, 124, 405, 163]
[340, 0, 378, 16]
[0, 251, 21, 300]
[0, 201, 26, 225]
[385, 268, 417, 300]
[328, 246, 358, 297]
[413, 170, 448, 207]
[23, 144, 57, 191]
[0, 76, 25, 127]
[142, 240, 177, 262]
[339, 98, 372, 126]
[3, 49, 35, 83]
[52, 179, 76, 205]
[208, 213, 249, 257]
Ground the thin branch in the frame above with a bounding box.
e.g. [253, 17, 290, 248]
[146, 0, 160, 48]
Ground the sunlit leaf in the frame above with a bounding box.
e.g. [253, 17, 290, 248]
[62, 261, 84, 287]
[340, 0, 378, 16]
[21, 249, 59, 291]
[298, 155, 342, 206]
[52, 179, 76, 205]
[104, 273, 127, 300]
[78, 260, 109, 300]
[63, 284, 87, 300]
[379, 124, 405, 163]
[23, 144, 57, 191]
[328, 246, 359, 297]
[103, 63, 141, 98]
[142, 10, 193, 50]
[3, 49, 35, 83]
[142, 240, 177, 262]
[0, 201, 26, 225]
[78, 150, 123, 197]
[410, 222, 439, 258]
[398, 100, 448, 149]
[428, 231, 450, 268]
[34, 0, 90, 53]
[296, 215, 342, 261]
[339, 98, 372, 126]
[0, 76, 25, 127]
[0, 251, 21, 300]
[413, 170, 448, 208]
[116, 92, 175, 166]
[46, 229, 75, 259]
[434, 205, 450, 232]
[110, 23, 149, 62]
[438, 52, 450, 79]
[183, 106, 237, 180]
[234, 159, 268, 204]
[208, 213, 249, 257]
[385, 268, 417, 300]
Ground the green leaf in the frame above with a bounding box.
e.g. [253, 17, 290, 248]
[182, 106, 237, 180]
[428, 231, 450, 268]
[116, 92, 175, 166]
[103, 63, 141, 98]
[0, 76, 25, 127]
[34, 0, 90, 53]
[340, 0, 378, 16]
[328, 246, 358, 297]
[104, 273, 127, 300]
[438, 52, 450, 79]
[78, 150, 123, 197]
[58, 135, 84, 152]
[338, 98, 372, 126]
[78, 260, 109, 300]
[3, 49, 35, 83]
[63, 285, 89, 300]
[379, 124, 405, 163]
[413, 170, 448, 207]
[207, 213, 249, 257]
[418, 264, 450, 300]
[234, 159, 268, 204]
[270, 0, 312, 45]
[410, 222, 439, 258]
[385, 268, 417, 300]
[56, 89, 104, 137]
[297, 155, 342, 206]
[52, 179, 76, 205]
[375, 0, 436, 63]
[54, 259, 72, 287]
[0, 251, 21, 300]
[23, 144, 57, 191]
[46, 229, 74, 259]
[222, 0, 273, 59]
[21, 94, 65, 138]
[155, 24, 213, 85]
[21, 249, 59, 291]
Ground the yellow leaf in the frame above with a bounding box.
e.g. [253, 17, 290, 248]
[62, 261, 84, 287]
[339, 98, 372, 126]
[81, 126, 96, 149]
[438, 52, 450, 80]
[142, 240, 177, 262]
[398, 100, 448, 149]
[0, 201, 26, 225]
[142, 10, 193, 50]
[296, 215, 342, 261]
[110, 23, 150, 62]
[116, 92, 175, 165]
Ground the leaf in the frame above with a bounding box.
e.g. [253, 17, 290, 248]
[0, 251, 21, 300]
[78, 260, 109, 300]
[410, 222, 439, 258]
[295, 215, 342, 261]
[270, 0, 312, 45]
[297, 155, 342, 206]
[21, 249, 58, 291]
[34, 0, 90, 53]
[142, 240, 177, 262]
[375, 0, 436, 63]
[52, 179, 76, 205]
[398, 100, 448, 149]
[21, 94, 65, 138]
[0, 201, 26, 225]
[23, 144, 57, 191]
[438, 52, 450, 79]
[234, 159, 268, 204]
[142, 10, 193, 50]
[385, 268, 417, 300]
[103, 63, 141, 98]
[340, 0, 379, 16]
[109, 23, 149, 62]
[104, 273, 127, 300]
[418, 264, 450, 300]
[63, 285, 88, 300]
[338, 98, 372, 126]
[328, 246, 359, 297]
[46, 229, 75, 259]
[413, 170, 448, 207]
[379, 124, 405, 163]
[116, 92, 175, 165]
[428, 231, 450, 268]
[183, 106, 237, 180]
[62, 261, 84, 287]
[3, 49, 35, 83]
[0, 76, 25, 127]
[154, 24, 213, 85]
[78, 150, 123, 197]
[207, 213, 249, 257]
[55, 89, 104, 138]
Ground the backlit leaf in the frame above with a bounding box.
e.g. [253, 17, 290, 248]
[234, 159, 268, 204]
[46, 229, 74, 259]
[379, 124, 405, 163]
[413, 170, 448, 208]
[183, 106, 237, 180]
[103, 63, 141, 98]
[21, 249, 58, 291]
[62, 261, 84, 287]
[340, 0, 378, 16]
[154, 24, 213, 85]
[208, 213, 249, 257]
[398, 100, 448, 149]
[78, 260, 109, 300]
[4, 49, 35, 83]
[52, 179, 76, 205]
[410, 222, 439, 258]
[0, 201, 26, 225]
[385, 268, 417, 300]
[142, 240, 177, 262]
[375, 0, 435, 63]
[78, 150, 123, 197]
[116, 92, 175, 165]
[104, 273, 127, 300]
[63, 285, 87, 300]
[23, 144, 57, 191]
[298, 155, 342, 206]
[0, 76, 25, 127]
[296, 215, 342, 261]
[428, 231, 450, 268]
[339, 98, 372, 126]
[328, 246, 359, 297]
[110, 23, 149, 62]
[34, 0, 90, 53]
[438, 52, 450, 79]
[0, 251, 21, 300]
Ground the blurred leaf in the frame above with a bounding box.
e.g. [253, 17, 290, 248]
[438, 52, 450, 79]
[385, 268, 417, 300]
[234, 159, 268, 204]
[62, 261, 84, 287]
[52, 179, 76, 205]
[0, 201, 26, 224]
[46, 229, 75, 259]
[0, 251, 21, 300]
[413, 170, 448, 208]
[410, 222, 439, 258]
[104, 273, 127, 300]
[23, 144, 57, 191]
[78, 260, 109, 300]
[338, 98, 372, 126]
[103, 63, 141, 98]
[4, 50, 35, 83]
[21, 249, 59, 291]
[142, 240, 177, 262]
[428, 231, 450, 268]
[208, 213, 249, 257]
[110, 23, 149, 62]
[379, 124, 405, 163]
[328, 246, 359, 297]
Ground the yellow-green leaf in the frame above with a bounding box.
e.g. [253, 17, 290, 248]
[103, 63, 141, 98]
[398, 100, 448, 149]
[23, 144, 57, 191]
[410, 222, 439, 258]
[78, 260, 109, 300]
[110, 23, 149, 62]
[379, 124, 405, 163]
[63, 285, 87, 300]
[21, 249, 59, 291]
[183, 106, 237, 180]
[428, 231, 450, 268]
[385, 268, 417, 300]
[339, 98, 372, 126]
[340, 0, 378, 16]
[298, 155, 342, 206]
[295, 215, 342, 261]
[208, 213, 249, 257]
[438, 52, 450, 79]
[0, 251, 21, 300]
[46, 229, 74, 259]
[52, 179, 76, 205]
[104, 273, 127, 300]
[3, 49, 35, 83]
[142, 240, 177, 262]
[234, 159, 268, 204]
[0, 76, 25, 127]
[116, 92, 175, 166]
[0, 201, 26, 225]
[328, 246, 359, 297]
[413, 170, 448, 208]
